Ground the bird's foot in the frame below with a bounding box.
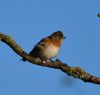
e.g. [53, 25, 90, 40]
[42, 59, 51, 64]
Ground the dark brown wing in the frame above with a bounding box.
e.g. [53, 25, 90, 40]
[29, 38, 46, 58]
[21, 38, 49, 61]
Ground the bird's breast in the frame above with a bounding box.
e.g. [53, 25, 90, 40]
[43, 44, 59, 59]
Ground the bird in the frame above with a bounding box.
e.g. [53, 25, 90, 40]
[22, 31, 65, 61]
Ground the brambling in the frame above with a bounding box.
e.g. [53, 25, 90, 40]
[22, 31, 65, 61]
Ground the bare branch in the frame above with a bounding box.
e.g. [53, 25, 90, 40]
[0, 32, 100, 85]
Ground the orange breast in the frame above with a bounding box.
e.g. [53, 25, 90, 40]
[43, 38, 63, 47]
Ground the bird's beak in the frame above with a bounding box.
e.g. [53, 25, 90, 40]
[63, 36, 66, 39]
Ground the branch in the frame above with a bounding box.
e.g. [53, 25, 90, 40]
[0, 32, 100, 85]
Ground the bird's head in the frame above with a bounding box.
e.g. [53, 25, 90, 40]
[49, 31, 66, 40]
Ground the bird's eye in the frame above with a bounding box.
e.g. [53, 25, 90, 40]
[60, 35, 63, 37]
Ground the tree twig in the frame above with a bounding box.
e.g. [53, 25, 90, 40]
[0, 32, 100, 85]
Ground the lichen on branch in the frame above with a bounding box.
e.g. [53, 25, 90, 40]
[0, 32, 100, 85]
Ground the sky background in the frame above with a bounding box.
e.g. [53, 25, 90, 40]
[0, 0, 100, 95]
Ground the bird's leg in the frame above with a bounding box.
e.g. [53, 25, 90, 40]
[40, 57, 51, 64]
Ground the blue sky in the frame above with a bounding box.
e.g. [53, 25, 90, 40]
[0, 0, 100, 95]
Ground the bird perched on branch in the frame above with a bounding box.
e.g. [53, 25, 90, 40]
[22, 31, 65, 61]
